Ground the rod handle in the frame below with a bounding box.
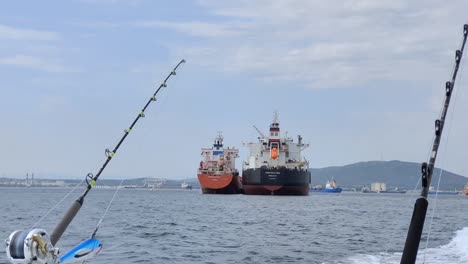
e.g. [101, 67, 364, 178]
[400, 198, 428, 264]
[50, 197, 83, 245]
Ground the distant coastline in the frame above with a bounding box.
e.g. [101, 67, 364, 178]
[2, 160, 467, 190]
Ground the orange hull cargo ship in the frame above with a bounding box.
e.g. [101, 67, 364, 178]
[197, 133, 242, 194]
[464, 184, 468, 195]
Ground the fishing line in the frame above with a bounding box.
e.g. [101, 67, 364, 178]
[91, 179, 125, 239]
[379, 176, 423, 263]
[408, 50, 465, 258]
[30, 152, 120, 229]
[422, 44, 466, 262]
[400, 24, 467, 263]
[51, 59, 186, 246]
[4, 59, 186, 264]
[57, 180, 125, 264]
[30, 179, 85, 228]
[377, 109, 434, 264]
[379, 64, 448, 264]
[407, 131, 435, 198]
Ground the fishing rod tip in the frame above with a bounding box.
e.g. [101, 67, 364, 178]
[181, 59, 186, 63]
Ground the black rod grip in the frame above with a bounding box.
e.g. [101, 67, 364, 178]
[400, 198, 428, 264]
[50, 197, 83, 245]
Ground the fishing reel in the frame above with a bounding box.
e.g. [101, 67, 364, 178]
[5, 229, 59, 264]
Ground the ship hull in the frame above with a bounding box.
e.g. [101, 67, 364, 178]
[197, 172, 242, 194]
[242, 167, 310, 196]
[429, 191, 459, 195]
[310, 188, 342, 193]
[381, 191, 406, 194]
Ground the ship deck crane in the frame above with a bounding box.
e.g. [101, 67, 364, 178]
[252, 125, 266, 139]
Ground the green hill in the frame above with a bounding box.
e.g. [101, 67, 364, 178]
[310, 160, 467, 190]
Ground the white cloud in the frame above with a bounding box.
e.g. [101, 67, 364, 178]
[75, 0, 120, 3]
[0, 24, 78, 73]
[132, 20, 244, 37]
[156, 0, 468, 89]
[67, 20, 120, 29]
[38, 95, 69, 113]
[0, 24, 59, 41]
[0, 55, 77, 73]
[74, 0, 147, 7]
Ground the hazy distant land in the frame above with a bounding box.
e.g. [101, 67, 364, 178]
[1, 160, 466, 190]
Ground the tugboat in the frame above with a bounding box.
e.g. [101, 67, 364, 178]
[242, 112, 311, 195]
[428, 186, 459, 195]
[361, 185, 371, 193]
[310, 180, 342, 193]
[181, 181, 192, 190]
[385, 187, 406, 194]
[197, 133, 242, 194]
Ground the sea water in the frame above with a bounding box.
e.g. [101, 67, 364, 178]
[0, 187, 467, 264]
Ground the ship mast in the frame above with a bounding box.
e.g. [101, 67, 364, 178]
[269, 111, 280, 141]
[214, 131, 224, 148]
[400, 24, 468, 264]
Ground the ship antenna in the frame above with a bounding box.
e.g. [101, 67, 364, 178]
[400, 24, 467, 264]
[273, 110, 279, 124]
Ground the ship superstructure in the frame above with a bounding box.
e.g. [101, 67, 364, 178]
[242, 113, 311, 195]
[197, 133, 242, 194]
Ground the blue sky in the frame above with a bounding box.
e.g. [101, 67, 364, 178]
[1, 0, 468, 179]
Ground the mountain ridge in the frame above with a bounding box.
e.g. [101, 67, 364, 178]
[310, 160, 467, 189]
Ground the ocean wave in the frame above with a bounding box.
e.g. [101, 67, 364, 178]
[341, 227, 468, 264]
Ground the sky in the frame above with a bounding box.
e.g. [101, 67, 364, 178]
[1, 0, 468, 180]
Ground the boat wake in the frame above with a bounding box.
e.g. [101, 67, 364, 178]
[340, 227, 468, 264]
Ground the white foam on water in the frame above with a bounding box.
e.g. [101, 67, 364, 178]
[341, 227, 468, 264]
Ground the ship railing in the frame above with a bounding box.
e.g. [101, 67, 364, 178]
[285, 160, 305, 165]
[284, 164, 308, 170]
[198, 169, 234, 175]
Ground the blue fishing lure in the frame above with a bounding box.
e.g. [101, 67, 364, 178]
[59, 238, 102, 263]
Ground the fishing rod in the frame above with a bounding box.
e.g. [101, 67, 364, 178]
[5, 59, 186, 264]
[400, 24, 467, 264]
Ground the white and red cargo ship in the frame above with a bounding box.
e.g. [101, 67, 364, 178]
[197, 133, 242, 194]
[242, 113, 311, 195]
